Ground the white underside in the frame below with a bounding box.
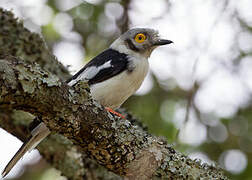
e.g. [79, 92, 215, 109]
[90, 56, 149, 109]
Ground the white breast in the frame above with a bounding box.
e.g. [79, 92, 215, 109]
[90, 55, 149, 109]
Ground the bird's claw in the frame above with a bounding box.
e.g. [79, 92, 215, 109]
[105, 107, 125, 119]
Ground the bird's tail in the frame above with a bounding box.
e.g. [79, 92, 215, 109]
[1, 122, 50, 178]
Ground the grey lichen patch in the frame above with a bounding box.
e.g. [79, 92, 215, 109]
[11, 110, 35, 126]
[15, 62, 61, 94]
[32, 63, 61, 87]
[68, 89, 79, 104]
[155, 145, 228, 179]
[19, 78, 36, 93]
[68, 81, 89, 105]
[42, 74, 61, 87]
[113, 119, 150, 145]
[16, 64, 39, 93]
[0, 60, 17, 90]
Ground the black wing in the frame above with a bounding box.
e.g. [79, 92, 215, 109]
[66, 48, 129, 86]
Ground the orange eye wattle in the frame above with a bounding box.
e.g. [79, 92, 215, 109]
[135, 33, 146, 43]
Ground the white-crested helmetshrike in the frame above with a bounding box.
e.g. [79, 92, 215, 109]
[2, 28, 173, 177]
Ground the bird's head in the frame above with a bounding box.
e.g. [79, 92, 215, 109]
[111, 28, 173, 58]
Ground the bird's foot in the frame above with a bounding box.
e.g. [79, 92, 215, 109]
[105, 107, 125, 119]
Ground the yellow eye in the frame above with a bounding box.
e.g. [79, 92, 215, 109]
[135, 33, 146, 43]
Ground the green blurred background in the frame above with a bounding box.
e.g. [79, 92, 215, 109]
[0, 0, 252, 179]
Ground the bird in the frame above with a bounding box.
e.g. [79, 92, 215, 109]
[1, 28, 173, 178]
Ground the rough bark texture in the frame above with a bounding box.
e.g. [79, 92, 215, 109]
[0, 8, 228, 180]
[0, 8, 120, 180]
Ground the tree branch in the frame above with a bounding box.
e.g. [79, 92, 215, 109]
[0, 8, 227, 180]
[0, 110, 120, 180]
[0, 8, 120, 180]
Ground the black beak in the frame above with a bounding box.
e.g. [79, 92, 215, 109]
[153, 39, 173, 46]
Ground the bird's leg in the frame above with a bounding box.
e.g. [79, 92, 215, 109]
[105, 107, 125, 119]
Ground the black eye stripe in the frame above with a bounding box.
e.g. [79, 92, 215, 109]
[125, 39, 140, 52]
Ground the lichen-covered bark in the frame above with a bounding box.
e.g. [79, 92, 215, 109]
[0, 9, 70, 80]
[0, 111, 85, 179]
[0, 8, 228, 180]
[0, 8, 120, 180]
[0, 111, 120, 180]
[0, 56, 227, 179]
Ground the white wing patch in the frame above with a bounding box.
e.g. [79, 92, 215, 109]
[90, 55, 149, 109]
[68, 60, 112, 86]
